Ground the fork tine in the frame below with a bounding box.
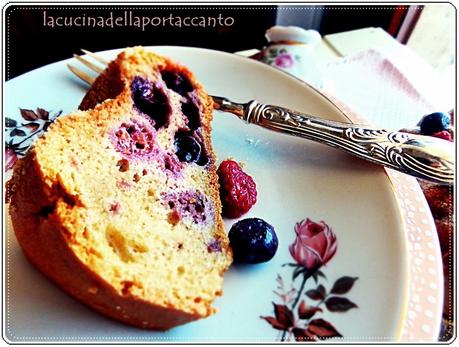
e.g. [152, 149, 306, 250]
[67, 64, 95, 85]
[80, 49, 110, 65]
[73, 54, 105, 74]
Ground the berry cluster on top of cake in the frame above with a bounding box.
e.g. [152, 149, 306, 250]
[9, 47, 232, 330]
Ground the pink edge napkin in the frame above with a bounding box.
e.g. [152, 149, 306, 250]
[319, 47, 453, 131]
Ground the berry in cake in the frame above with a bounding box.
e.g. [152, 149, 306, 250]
[174, 131, 208, 165]
[131, 76, 171, 129]
[161, 152, 184, 176]
[217, 160, 257, 218]
[162, 190, 214, 225]
[111, 118, 157, 160]
[181, 97, 201, 131]
[161, 70, 194, 96]
[229, 218, 278, 263]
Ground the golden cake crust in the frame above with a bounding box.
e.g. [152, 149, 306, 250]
[10, 153, 201, 330]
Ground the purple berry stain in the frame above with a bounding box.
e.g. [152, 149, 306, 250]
[162, 152, 183, 175]
[207, 239, 222, 253]
[162, 190, 213, 225]
[112, 118, 157, 160]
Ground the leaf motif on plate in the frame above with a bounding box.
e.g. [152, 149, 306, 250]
[273, 303, 294, 328]
[293, 327, 316, 341]
[325, 297, 358, 312]
[36, 107, 49, 120]
[261, 303, 295, 330]
[298, 300, 322, 320]
[330, 276, 358, 295]
[10, 128, 26, 137]
[24, 122, 40, 133]
[20, 108, 39, 121]
[306, 284, 326, 301]
[308, 318, 342, 338]
[5, 107, 63, 173]
[5, 117, 17, 128]
[260, 316, 288, 330]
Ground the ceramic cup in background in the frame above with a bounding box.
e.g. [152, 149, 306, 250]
[253, 26, 324, 88]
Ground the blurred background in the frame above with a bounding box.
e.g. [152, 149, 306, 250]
[5, 4, 454, 81]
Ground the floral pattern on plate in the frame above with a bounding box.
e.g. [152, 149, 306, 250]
[5, 107, 62, 171]
[261, 218, 358, 341]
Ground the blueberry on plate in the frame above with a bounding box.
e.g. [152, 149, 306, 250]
[418, 112, 450, 135]
[229, 218, 278, 264]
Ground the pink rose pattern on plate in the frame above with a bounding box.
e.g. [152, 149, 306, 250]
[289, 219, 337, 271]
[261, 218, 358, 341]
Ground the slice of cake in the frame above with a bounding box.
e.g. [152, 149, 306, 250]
[9, 47, 232, 330]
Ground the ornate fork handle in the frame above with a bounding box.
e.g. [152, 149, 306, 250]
[213, 97, 454, 185]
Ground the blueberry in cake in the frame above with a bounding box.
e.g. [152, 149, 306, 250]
[9, 47, 232, 330]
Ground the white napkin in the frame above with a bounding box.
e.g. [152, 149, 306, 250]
[319, 47, 453, 130]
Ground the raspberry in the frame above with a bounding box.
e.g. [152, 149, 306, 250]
[432, 130, 453, 142]
[217, 160, 257, 218]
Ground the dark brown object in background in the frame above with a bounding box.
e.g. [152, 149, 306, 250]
[387, 6, 409, 36]
[318, 6, 398, 36]
[396, 5, 424, 43]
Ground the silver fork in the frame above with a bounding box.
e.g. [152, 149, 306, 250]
[69, 49, 454, 185]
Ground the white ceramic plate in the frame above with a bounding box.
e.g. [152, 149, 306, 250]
[4, 46, 442, 343]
